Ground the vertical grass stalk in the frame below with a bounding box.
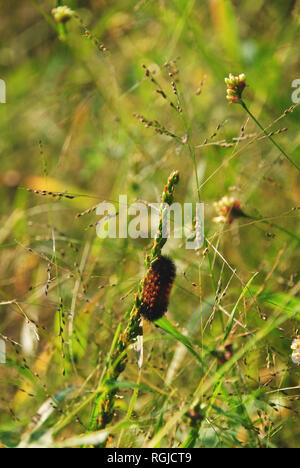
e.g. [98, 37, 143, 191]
[88, 170, 180, 432]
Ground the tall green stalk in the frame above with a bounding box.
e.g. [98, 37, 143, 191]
[88, 170, 180, 432]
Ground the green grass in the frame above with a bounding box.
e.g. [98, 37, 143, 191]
[0, 0, 300, 448]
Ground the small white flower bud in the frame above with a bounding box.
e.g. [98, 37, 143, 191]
[52, 6, 74, 23]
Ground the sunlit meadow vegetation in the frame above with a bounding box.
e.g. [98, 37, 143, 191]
[0, 0, 300, 448]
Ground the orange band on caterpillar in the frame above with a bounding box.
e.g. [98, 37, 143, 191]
[140, 256, 176, 321]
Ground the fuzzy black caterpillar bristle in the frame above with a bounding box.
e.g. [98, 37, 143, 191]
[140, 256, 176, 322]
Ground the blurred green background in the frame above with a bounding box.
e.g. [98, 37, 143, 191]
[0, 0, 300, 448]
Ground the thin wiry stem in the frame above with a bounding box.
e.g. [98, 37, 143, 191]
[240, 100, 300, 172]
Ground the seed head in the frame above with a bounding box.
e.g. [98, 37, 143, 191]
[52, 6, 74, 23]
[225, 73, 246, 104]
[291, 336, 300, 364]
[213, 195, 245, 224]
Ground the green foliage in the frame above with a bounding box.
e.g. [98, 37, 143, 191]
[0, 0, 299, 448]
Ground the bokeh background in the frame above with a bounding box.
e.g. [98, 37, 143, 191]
[0, 0, 300, 448]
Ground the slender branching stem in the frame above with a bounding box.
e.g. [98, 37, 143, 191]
[240, 100, 300, 172]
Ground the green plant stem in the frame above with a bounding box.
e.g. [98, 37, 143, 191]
[88, 171, 180, 433]
[56, 0, 68, 40]
[29, 0, 58, 30]
[240, 100, 300, 172]
[245, 214, 300, 242]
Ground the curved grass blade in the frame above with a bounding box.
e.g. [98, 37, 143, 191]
[155, 316, 203, 368]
